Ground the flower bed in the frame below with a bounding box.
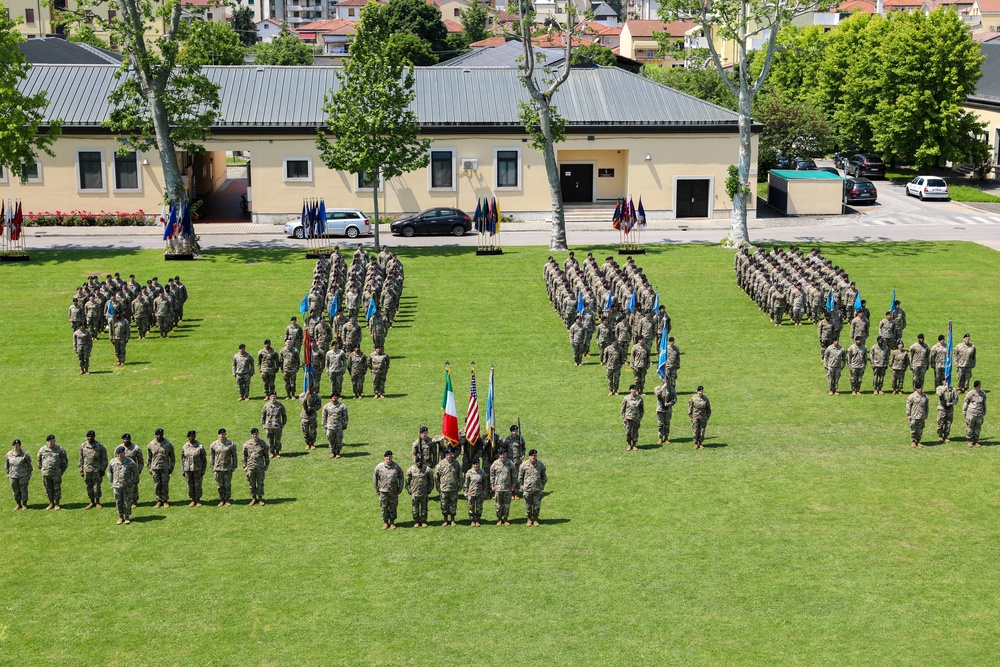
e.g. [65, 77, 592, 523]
[24, 210, 154, 227]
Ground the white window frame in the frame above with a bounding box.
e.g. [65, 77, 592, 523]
[355, 170, 384, 192]
[20, 159, 42, 184]
[0, 165, 6, 184]
[112, 150, 143, 192]
[428, 148, 456, 191]
[76, 148, 107, 193]
[283, 157, 313, 182]
[494, 147, 522, 191]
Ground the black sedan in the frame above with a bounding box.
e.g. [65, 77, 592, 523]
[843, 177, 877, 205]
[390, 207, 473, 237]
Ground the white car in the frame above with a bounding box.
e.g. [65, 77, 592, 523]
[285, 208, 371, 239]
[905, 176, 949, 201]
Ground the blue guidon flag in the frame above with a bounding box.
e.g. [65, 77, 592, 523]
[656, 324, 668, 381]
[365, 297, 377, 321]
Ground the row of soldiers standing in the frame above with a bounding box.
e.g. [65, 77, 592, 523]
[70, 273, 188, 373]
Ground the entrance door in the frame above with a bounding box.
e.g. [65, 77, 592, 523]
[560, 164, 594, 203]
[676, 179, 711, 218]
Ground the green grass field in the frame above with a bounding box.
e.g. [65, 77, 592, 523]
[1, 242, 997, 666]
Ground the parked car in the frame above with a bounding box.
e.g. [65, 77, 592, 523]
[819, 167, 841, 176]
[793, 157, 818, 170]
[774, 152, 792, 169]
[389, 207, 473, 237]
[905, 176, 949, 201]
[285, 208, 371, 239]
[843, 177, 878, 205]
[846, 153, 886, 179]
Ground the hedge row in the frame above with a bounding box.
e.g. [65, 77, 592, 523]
[24, 211, 154, 227]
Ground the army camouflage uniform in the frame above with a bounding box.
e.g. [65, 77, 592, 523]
[569, 321, 586, 365]
[348, 349, 368, 398]
[111, 317, 130, 365]
[322, 398, 349, 457]
[464, 466, 488, 524]
[435, 456, 463, 523]
[325, 346, 347, 398]
[373, 459, 404, 525]
[243, 435, 270, 501]
[963, 388, 987, 446]
[846, 342, 867, 394]
[369, 351, 390, 398]
[405, 462, 433, 525]
[261, 400, 288, 457]
[909, 340, 930, 391]
[906, 390, 929, 445]
[817, 319, 835, 356]
[602, 342, 624, 394]
[73, 328, 93, 373]
[490, 456, 516, 523]
[518, 457, 547, 523]
[5, 448, 32, 507]
[280, 344, 300, 399]
[870, 340, 889, 394]
[929, 341, 948, 387]
[181, 440, 207, 504]
[954, 341, 977, 393]
[299, 391, 322, 449]
[108, 456, 138, 521]
[630, 343, 650, 393]
[621, 392, 644, 449]
[889, 346, 910, 394]
[147, 438, 175, 505]
[121, 443, 143, 506]
[285, 322, 304, 350]
[502, 432, 525, 494]
[211, 436, 238, 504]
[412, 434, 439, 469]
[688, 393, 711, 448]
[232, 350, 255, 400]
[664, 343, 680, 391]
[823, 343, 847, 394]
[79, 439, 109, 506]
[258, 346, 280, 398]
[654, 382, 676, 444]
[37, 442, 69, 507]
[936, 384, 959, 442]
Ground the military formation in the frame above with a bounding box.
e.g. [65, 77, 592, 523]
[69, 273, 190, 373]
[373, 434, 546, 529]
[5, 427, 273, 523]
[735, 245, 988, 447]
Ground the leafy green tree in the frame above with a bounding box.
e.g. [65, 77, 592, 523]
[571, 43, 617, 66]
[460, 0, 489, 44]
[317, 4, 430, 252]
[754, 90, 833, 158]
[642, 62, 737, 110]
[750, 23, 828, 107]
[443, 32, 471, 60]
[232, 6, 258, 47]
[385, 30, 437, 65]
[66, 23, 111, 50]
[252, 31, 314, 65]
[64, 0, 221, 207]
[0, 9, 62, 180]
[180, 21, 246, 66]
[376, 0, 449, 56]
[660, 0, 831, 246]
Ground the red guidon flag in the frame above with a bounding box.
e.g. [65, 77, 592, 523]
[465, 368, 481, 444]
[441, 368, 459, 443]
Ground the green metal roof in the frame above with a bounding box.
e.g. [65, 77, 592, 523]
[770, 170, 843, 180]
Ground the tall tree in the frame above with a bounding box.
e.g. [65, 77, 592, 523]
[180, 21, 247, 66]
[232, 5, 258, 47]
[754, 90, 833, 158]
[460, 0, 490, 44]
[571, 42, 617, 66]
[65, 0, 221, 207]
[0, 9, 62, 179]
[660, 0, 830, 246]
[317, 3, 430, 252]
[642, 62, 737, 110]
[517, 8, 580, 251]
[377, 0, 449, 56]
[252, 31, 314, 65]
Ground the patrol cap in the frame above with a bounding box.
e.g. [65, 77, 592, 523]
[86, 429, 96, 437]
[187, 430, 196, 437]
[115, 445, 126, 455]
[528, 449, 537, 456]
[48, 435, 57, 441]
[384, 450, 393, 457]
[218, 428, 227, 434]
[419, 426, 429, 433]
[155, 428, 164, 435]
[250, 428, 259, 434]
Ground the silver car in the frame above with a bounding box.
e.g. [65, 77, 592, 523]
[905, 176, 949, 201]
[285, 208, 371, 239]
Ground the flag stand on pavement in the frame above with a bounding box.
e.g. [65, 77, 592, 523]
[0, 198, 29, 262]
[475, 195, 503, 256]
[614, 196, 646, 255]
[164, 198, 196, 261]
[303, 198, 333, 259]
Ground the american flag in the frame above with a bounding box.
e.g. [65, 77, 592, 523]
[465, 368, 481, 444]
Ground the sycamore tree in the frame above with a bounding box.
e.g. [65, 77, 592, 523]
[516, 8, 581, 251]
[180, 21, 246, 66]
[660, 0, 830, 246]
[317, 3, 430, 252]
[0, 7, 62, 179]
[62, 0, 221, 207]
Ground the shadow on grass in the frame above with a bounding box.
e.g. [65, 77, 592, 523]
[538, 517, 570, 525]
[59, 502, 89, 510]
[703, 442, 728, 448]
[125, 361, 151, 366]
[636, 443, 662, 450]
[88, 370, 112, 375]
[259, 497, 296, 504]
[382, 393, 408, 399]
[341, 451, 370, 458]
[277, 451, 308, 458]
[25, 248, 149, 263]
[130, 514, 166, 522]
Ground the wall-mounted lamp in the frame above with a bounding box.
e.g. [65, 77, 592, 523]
[142, 158, 149, 165]
[644, 154, 651, 161]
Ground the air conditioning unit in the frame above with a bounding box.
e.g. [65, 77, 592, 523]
[462, 158, 478, 170]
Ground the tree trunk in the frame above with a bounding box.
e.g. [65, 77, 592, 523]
[538, 98, 567, 251]
[145, 86, 185, 206]
[730, 82, 752, 247]
[371, 179, 381, 252]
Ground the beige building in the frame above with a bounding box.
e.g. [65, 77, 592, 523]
[619, 19, 694, 67]
[6, 64, 757, 221]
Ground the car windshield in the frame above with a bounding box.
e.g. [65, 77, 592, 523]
[862, 154, 883, 163]
[926, 178, 947, 187]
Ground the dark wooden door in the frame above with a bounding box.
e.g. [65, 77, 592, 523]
[676, 179, 711, 218]
[560, 164, 594, 203]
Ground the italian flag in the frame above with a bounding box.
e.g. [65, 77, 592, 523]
[441, 369, 459, 443]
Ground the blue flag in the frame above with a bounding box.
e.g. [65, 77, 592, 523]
[944, 319, 953, 387]
[656, 324, 668, 381]
[576, 292, 585, 315]
[628, 291, 636, 314]
[604, 292, 613, 313]
[825, 290, 835, 312]
[105, 300, 115, 319]
[300, 201, 308, 239]
[299, 294, 309, 314]
[162, 203, 177, 240]
[890, 289, 896, 313]
[652, 291, 659, 312]
[328, 293, 339, 319]
[365, 297, 377, 321]
[854, 291, 862, 313]
[473, 199, 481, 233]
[180, 201, 194, 239]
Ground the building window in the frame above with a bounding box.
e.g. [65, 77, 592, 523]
[25, 8, 34, 23]
[0, 165, 6, 183]
[114, 151, 141, 191]
[283, 157, 312, 182]
[430, 149, 455, 190]
[21, 160, 41, 183]
[206, 11, 213, 19]
[77, 150, 106, 191]
[495, 148, 521, 189]
[454, 7, 460, 15]
[348, 8, 355, 15]
[108, 9, 116, 19]
[355, 171, 383, 191]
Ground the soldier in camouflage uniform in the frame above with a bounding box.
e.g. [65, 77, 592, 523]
[154, 290, 172, 338]
[368, 309, 388, 351]
[299, 386, 322, 450]
[936, 382, 959, 443]
[850, 312, 869, 350]
[435, 446, 463, 526]
[870, 336, 890, 395]
[502, 426, 525, 497]
[120, 434, 143, 507]
[963, 381, 987, 447]
[906, 385, 929, 447]
[38, 435, 68, 510]
[181, 430, 207, 507]
[243, 428, 270, 505]
[621, 384, 644, 451]
[630, 336, 650, 393]
[341, 315, 362, 354]
[373, 450, 404, 529]
[569, 319, 586, 366]
[490, 448, 516, 525]
[688, 386, 711, 449]
[108, 445, 138, 524]
[322, 393, 349, 458]
[412, 426, 438, 468]
[261, 393, 288, 458]
[889, 340, 910, 395]
[285, 316, 304, 350]
[111, 313, 130, 366]
[5, 440, 32, 510]
[579, 304, 596, 356]
[73, 324, 93, 374]
[846, 336, 867, 395]
[79, 430, 108, 509]
[147, 428, 175, 508]
[929, 335, 948, 388]
[258, 340, 280, 399]
[518, 449, 547, 526]
[280, 340, 300, 400]
[823, 340, 847, 395]
[817, 313, 835, 358]
[653, 378, 676, 445]
[325, 339, 347, 398]
[348, 344, 368, 399]
[210, 429, 237, 506]
[602, 339, 624, 395]
[909, 334, 930, 391]
[232, 344, 255, 401]
[954, 334, 977, 393]
[405, 455, 433, 527]
[463, 460, 488, 526]
[664, 337, 680, 392]
[369, 346, 390, 399]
